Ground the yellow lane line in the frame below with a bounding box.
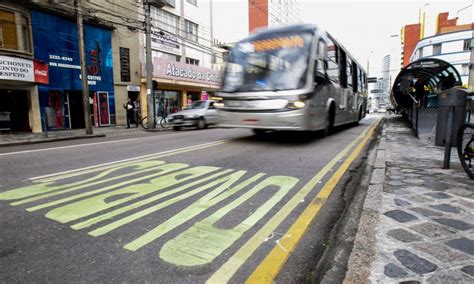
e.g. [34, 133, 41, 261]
[207, 119, 380, 284]
[246, 121, 378, 283]
[30, 139, 232, 182]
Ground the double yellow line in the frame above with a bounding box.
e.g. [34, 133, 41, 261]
[208, 119, 380, 283]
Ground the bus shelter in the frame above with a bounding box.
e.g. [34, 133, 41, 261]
[391, 58, 462, 110]
[390, 58, 463, 136]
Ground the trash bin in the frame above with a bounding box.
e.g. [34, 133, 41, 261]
[0, 112, 11, 132]
[435, 87, 467, 146]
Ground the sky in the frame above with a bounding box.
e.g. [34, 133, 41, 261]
[213, 0, 472, 78]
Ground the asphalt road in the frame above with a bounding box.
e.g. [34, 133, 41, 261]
[0, 115, 379, 283]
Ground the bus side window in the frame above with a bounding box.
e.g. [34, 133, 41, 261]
[352, 61, 358, 93]
[346, 58, 353, 88]
[315, 40, 327, 81]
[339, 49, 347, 88]
[326, 38, 339, 84]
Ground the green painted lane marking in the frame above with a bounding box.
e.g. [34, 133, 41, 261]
[0, 161, 164, 202]
[7, 161, 167, 206]
[25, 162, 193, 212]
[159, 176, 299, 266]
[85, 170, 243, 236]
[32, 140, 230, 183]
[45, 165, 220, 224]
[76, 169, 236, 233]
[122, 171, 267, 250]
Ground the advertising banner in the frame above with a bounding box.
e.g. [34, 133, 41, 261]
[153, 58, 221, 87]
[150, 28, 181, 55]
[34, 60, 49, 84]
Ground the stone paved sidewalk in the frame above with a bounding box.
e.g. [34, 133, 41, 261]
[345, 116, 474, 283]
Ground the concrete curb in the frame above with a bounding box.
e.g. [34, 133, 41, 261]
[0, 134, 106, 147]
[343, 118, 387, 284]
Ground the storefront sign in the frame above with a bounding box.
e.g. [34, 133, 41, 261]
[150, 28, 181, 55]
[34, 60, 49, 84]
[127, 85, 140, 92]
[153, 58, 221, 87]
[0, 56, 34, 82]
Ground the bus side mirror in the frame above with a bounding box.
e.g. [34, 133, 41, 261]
[314, 60, 326, 83]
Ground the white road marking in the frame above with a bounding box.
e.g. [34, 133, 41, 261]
[28, 139, 231, 181]
[0, 136, 159, 157]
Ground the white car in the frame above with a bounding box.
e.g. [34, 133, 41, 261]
[167, 100, 218, 130]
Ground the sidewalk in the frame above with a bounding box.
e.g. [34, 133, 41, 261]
[0, 126, 167, 147]
[345, 115, 474, 283]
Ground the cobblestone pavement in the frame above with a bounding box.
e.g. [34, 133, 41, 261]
[346, 116, 474, 283]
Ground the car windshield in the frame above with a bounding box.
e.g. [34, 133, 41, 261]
[221, 32, 313, 93]
[188, 101, 206, 109]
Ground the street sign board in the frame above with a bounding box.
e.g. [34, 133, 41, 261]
[367, 77, 377, 83]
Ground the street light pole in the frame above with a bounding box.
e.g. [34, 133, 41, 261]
[75, 0, 93, 135]
[145, 0, 155, 129]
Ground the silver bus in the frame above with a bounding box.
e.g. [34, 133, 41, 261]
[215, 24, 367, 135]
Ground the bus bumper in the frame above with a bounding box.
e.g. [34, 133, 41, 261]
[217, 109, 308, 130]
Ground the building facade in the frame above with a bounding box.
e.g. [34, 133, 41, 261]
[248, 0, 300, 33]
[402, 12, 472, 87]
[139, 0, 222, 118]
[0, 2, 43, 132]
[410, 30, 472, 87]
[1, 0, 143, 133]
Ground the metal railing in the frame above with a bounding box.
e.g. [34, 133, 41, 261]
[405, 91, 420, 138]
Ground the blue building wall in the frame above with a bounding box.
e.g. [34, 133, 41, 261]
[31, 10, 115, 129]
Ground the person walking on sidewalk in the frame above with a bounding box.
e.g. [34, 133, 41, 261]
[123, 98, 137, 128]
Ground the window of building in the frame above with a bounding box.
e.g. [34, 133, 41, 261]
[119, 47, 131, 82]
[0, 10, 19, 51]
[461, 64, 469, 76]
[152, 50, 180, 62]
[186, 0, 197, 6]
[152, 7, 179, 35]
[463, 39, 471, 51]
[185, 20, 198, 42]
[186, 57, 199, 66]
[326, 38, 339, 84]
[433, 43, 441, 55]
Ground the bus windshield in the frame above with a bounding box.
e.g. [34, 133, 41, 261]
[221, 32, 313, 93]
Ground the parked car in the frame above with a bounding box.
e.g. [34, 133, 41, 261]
[167, 100, 218, 130]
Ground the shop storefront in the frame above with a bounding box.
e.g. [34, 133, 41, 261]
[31, 10, 115, 130]
[0, 55, 48, 132]
[140, 58, 221, 118]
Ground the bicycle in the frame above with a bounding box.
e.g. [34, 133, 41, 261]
[140, 113, 169, 129]
[456, 94, 474, 179]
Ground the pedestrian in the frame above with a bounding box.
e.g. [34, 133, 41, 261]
[123, 98, 137, 128]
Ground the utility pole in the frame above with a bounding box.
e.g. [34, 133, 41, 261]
[145, 0, 155, 129]
[75, 0, 93, 134]
[469, 38, 474, 92]
[75, 0, 92, 134]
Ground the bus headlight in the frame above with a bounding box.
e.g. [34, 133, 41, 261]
[288, 101, 306, 109]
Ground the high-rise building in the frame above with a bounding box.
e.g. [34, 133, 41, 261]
[140, 0, 223, 118]
[381, 55, 391, 107]
[248, 0, 300, 33]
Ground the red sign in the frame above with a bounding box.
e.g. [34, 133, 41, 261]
[34, 60, 49, 84]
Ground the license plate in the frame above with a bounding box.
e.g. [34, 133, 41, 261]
[243, 119, 259, 125]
